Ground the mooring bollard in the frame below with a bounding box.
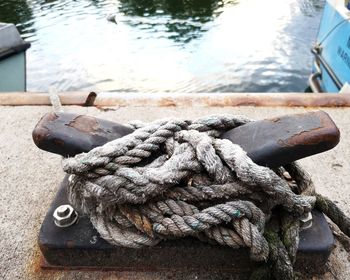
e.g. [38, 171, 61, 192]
[34, 111, 339, 275]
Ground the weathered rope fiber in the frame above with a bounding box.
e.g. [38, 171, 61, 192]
[62, 115, 350, 280]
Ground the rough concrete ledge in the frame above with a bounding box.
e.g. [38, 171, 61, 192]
[0, 105, 349, 280]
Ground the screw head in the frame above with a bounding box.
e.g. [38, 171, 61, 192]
[53, 204, 78, 227]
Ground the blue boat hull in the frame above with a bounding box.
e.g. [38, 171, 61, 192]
[311, 0, 350, 93]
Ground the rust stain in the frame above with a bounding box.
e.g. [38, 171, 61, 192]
[204, 96, 264, 107]
[3, 92, 350, 107]
[159, 98, 176, 107]
[27, 247, 42, 275]
[278, 111, 340, 147]
[67, 115, 100, 133]
[194, 95, 349, 108]
[93, 94, 350, 108]
[25, 243, 60, 280]
[32, 113, 58, 145]
[268, 117, 280, 123]
[66, 240, 75, 248]
[119, 205, 154, 238]
[53, 138, 65, 146]
[43, 112, 59, 122]
[96, 106, 118, 112]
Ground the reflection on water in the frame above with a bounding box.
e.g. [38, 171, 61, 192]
[0, 0, 35, 35]
[118, 0, 232, 42]
[0, 0, 325, 92]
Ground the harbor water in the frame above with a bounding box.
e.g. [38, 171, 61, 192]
[0, 0, 324, 92]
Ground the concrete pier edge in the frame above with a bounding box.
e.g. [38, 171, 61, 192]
[0, 101, 349, 280]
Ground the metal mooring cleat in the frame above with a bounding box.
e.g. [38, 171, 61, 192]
[34, 111, 339, 275]
[33, 111, 339, 163]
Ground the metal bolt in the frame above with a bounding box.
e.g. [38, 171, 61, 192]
[56, 205, 70, 217]
[53, 204, 78, 227]
[300, 212, 313, 230]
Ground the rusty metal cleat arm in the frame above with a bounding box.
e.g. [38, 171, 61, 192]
[33, 111, 340, 168]
[32, 112, 134, 157]
[220, 110, 339, 167]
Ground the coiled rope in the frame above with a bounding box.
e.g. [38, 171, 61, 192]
[62, 115, 350, 279]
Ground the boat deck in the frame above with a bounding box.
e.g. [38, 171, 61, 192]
[1, 93, 350, 279]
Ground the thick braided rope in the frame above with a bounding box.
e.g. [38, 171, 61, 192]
[62, 114, 346, 279]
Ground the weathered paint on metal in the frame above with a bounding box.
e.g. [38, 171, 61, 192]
[33, 111, 340, 169]
[38, 176, 334, 274]
[32, 112, 134, 157]
[67, 115, 101, 134]
[221, 111, 340, 167]
[2, 92, 350, 107]
[278, 111, 340, 147]
[94, 93, 350, 107]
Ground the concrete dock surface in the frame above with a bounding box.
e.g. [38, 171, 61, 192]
[1, 104, 350, 279]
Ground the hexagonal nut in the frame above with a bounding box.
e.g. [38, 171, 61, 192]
[300, 212, 313, 230]
[53, 204, 78, 227]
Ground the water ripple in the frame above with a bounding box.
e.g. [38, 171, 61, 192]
[0, 0, 325, 92]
